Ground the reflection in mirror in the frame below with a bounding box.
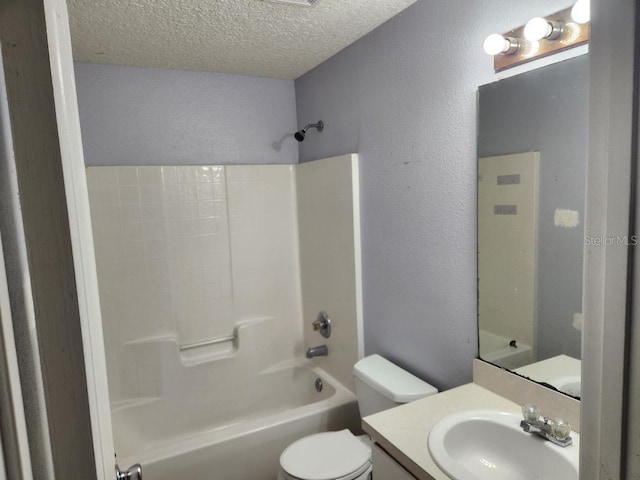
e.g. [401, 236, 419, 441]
[477, 55, 588, 398]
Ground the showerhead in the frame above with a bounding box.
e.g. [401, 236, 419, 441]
[294, 120, 324, 142]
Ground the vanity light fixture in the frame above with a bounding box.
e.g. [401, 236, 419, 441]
[483, 3, 589, 72]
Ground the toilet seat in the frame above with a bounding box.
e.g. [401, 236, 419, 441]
[279, 430, 371, 480]
[280, 463, 370, 480]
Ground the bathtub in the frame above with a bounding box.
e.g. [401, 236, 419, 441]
[478, 329, 535, 370]
[113, 354, 360, 480]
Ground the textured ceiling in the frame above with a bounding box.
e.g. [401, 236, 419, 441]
[68, 0, 418, 80]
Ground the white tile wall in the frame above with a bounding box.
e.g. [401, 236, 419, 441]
[297, 154, 363, 392]
[228, 165, 303, 362]
[87, 164, 302, 402]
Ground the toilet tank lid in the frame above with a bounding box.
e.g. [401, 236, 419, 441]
[353, 354, 438, 403]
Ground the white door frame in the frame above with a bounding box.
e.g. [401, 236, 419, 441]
[580, 0, 639, 478]
[43, 0, 115, 477]
[0, 0, 113, 478]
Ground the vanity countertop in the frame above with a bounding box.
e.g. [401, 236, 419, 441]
[362, 383, 523, 480]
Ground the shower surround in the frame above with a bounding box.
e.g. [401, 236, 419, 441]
[87, 155, 362, 479]
[88, 164, 303, 403]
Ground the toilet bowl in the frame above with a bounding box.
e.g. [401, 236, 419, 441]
[277, 355, 437, 480]
[278, 430, 371, 480]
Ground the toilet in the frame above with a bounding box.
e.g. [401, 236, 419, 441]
[278, 354, 438, 480]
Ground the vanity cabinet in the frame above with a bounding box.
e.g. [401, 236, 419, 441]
[371, 443, 422, 480]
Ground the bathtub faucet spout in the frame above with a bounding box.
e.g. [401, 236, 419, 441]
[306, 345, 328, 358]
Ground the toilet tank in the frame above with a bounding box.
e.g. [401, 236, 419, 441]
[352, 354, 438, 417]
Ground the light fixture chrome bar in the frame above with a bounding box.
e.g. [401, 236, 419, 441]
[179, 334, 235, 351]
[484, 5, 589, 72]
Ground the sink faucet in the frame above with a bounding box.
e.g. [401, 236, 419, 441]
[306, 345, 328, 358]
[520, 404, 573, 447]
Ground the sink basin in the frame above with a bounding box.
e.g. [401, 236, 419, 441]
[427, 410, 579, 480]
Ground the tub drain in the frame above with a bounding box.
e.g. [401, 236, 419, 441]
[315, 377, 323, 392]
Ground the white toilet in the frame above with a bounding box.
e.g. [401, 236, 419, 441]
[278, 354, 438, 480]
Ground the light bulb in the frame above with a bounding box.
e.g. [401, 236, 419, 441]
[524, 17, 552, 41]
[571, 0, 590, 24]
[483, 34, 508, 55]
[483, 34, 518, 56]
[552, 418, 572, 440]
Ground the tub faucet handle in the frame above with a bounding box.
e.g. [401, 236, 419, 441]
[312, 311, 331, 338]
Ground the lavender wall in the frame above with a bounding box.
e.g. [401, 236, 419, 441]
[295, 0, 571, 390]
[75, 63, 298, 166]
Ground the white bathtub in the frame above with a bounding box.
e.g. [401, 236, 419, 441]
[113, 355, 360, 480]
[478, 329, 535, 370]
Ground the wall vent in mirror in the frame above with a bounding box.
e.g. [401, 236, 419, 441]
[483, 4, 589, 72]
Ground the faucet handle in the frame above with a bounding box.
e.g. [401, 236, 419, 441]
[312, 311, 331, 338]
[522, 403, 541, 422]
[551, 418, 571, 440]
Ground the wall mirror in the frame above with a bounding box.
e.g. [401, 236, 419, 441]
[477, 54, 588, 399]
